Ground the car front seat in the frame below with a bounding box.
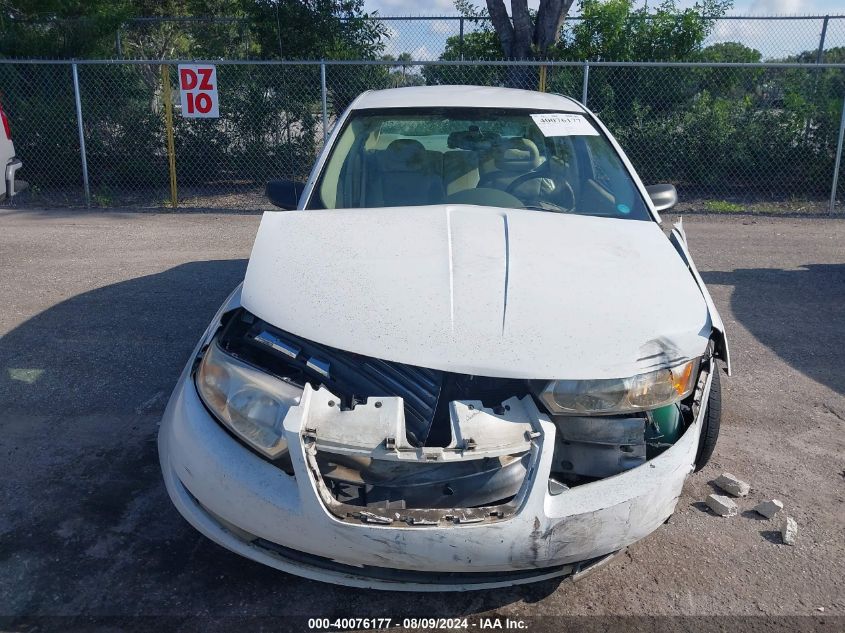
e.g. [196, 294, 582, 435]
[370, 139, 445, 207]
[478, 137, 543, 192]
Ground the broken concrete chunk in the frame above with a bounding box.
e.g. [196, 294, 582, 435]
[714, 472, 751, 497]
[782, 516, 798, 545]
[753, 499, 784, 519]
[706, 493, 738, 517]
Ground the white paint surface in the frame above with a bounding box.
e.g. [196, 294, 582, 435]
[243, 205, 711, 380]
[158, 356, 712, 589]
[350, 85, 585, 113]
[158, 84, 732, 589]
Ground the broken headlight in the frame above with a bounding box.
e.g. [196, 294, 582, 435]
[535, 359, 699, 415]
[196, 341, 302, 459]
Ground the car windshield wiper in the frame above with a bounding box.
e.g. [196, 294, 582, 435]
[521, 203, 571, 213]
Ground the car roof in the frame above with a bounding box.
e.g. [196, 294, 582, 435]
[350, 85, 586, 113]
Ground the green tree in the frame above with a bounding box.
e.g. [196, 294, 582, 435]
[482, 0, 576, 60]
[0, 0, 133, 58]
[429, 0, 733, 89]
[244, 0, 385, 60]
[699, 41, 761, 63]
[774, 46, 845, 168]
[548, 0, 733, 122]
[422, 30, 506, 86]
[0, 0, 385, 60]
[382, 53, 425, 87]
[696, 42, 763, 97]
[0, 0, 390, 207]
[561, 0, 731, 61]
[422, 1, 508, 86]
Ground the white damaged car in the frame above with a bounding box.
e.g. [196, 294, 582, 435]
[158, 86, 730, 591]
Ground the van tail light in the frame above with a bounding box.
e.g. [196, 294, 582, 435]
[0, 100, 11, 140]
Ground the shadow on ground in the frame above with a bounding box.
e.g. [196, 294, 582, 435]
[0, 260, 248, 416]
[701, 264, 845, 396]
[0, 260, 560, 619]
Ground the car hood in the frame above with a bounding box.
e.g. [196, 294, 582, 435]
[242, 205, 711, 380]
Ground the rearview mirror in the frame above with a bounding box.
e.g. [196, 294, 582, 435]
[266, 180, 305, 210]
[645, 184, 678, 213]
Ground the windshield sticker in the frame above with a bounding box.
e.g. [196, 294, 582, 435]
[530, 113, 599, 137]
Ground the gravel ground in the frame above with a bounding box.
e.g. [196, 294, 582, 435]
[0, 209, 843, 630]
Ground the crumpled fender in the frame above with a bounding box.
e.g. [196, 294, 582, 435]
[669, 219, 732, 375]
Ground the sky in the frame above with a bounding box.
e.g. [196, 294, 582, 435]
[363, 0, 844, 16]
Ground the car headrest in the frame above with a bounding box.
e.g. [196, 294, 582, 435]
[381, 139, 428, 172]
[493, 137, 541, 172]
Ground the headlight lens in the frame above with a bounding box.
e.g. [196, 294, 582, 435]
[195, 341, 302, 458]
[536, 359, 699, 415]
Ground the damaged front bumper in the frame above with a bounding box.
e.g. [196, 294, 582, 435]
[159, 351, 712, 590]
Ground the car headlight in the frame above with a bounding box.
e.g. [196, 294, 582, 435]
[536, 359, 700, 415]
[195, 341, 303, 459]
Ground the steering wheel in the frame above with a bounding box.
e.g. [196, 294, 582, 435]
[506, 168, 575, 212]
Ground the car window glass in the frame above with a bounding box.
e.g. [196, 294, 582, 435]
[311, 107, 649, 220]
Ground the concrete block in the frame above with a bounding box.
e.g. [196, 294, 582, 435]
[714, 472, 751, 497]
[753, 499, 784, 519]
[706, 493, 738, 517]
[782, 516, 798, 545]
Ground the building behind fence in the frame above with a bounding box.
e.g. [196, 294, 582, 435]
[1, 58, 843, 213]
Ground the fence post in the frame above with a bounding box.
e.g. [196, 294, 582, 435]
[274, 3, 284, 59]
[320, 62, 328, 144]
[830, 92, 845, 215]
[161, 65, 178, 209]
[581, 61, 590, 107]
[71, 63, 91, 208]
[816, 15, 830, 64]
[459, 17, 465, 61]
[115, 26, 122, 58]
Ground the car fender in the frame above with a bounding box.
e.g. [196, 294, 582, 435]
[669, 219, 731, 375]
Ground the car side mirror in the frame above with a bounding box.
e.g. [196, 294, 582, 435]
[266, 180, 305, 210]
[645, 184, 678, 213]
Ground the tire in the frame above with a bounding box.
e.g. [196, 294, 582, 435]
[694, 364, 722, 472]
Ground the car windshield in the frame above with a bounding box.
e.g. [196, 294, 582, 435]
[308, 107, 650, 220]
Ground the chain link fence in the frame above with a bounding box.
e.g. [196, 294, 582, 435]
[376, 15, 845, 62]
[5, 15, 844, 61]
[1, 59, 843, 213]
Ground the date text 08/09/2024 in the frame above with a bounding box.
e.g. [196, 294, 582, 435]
[307, 617, 529, 630]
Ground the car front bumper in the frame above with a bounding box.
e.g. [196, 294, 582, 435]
[158, 350, 711, 591]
